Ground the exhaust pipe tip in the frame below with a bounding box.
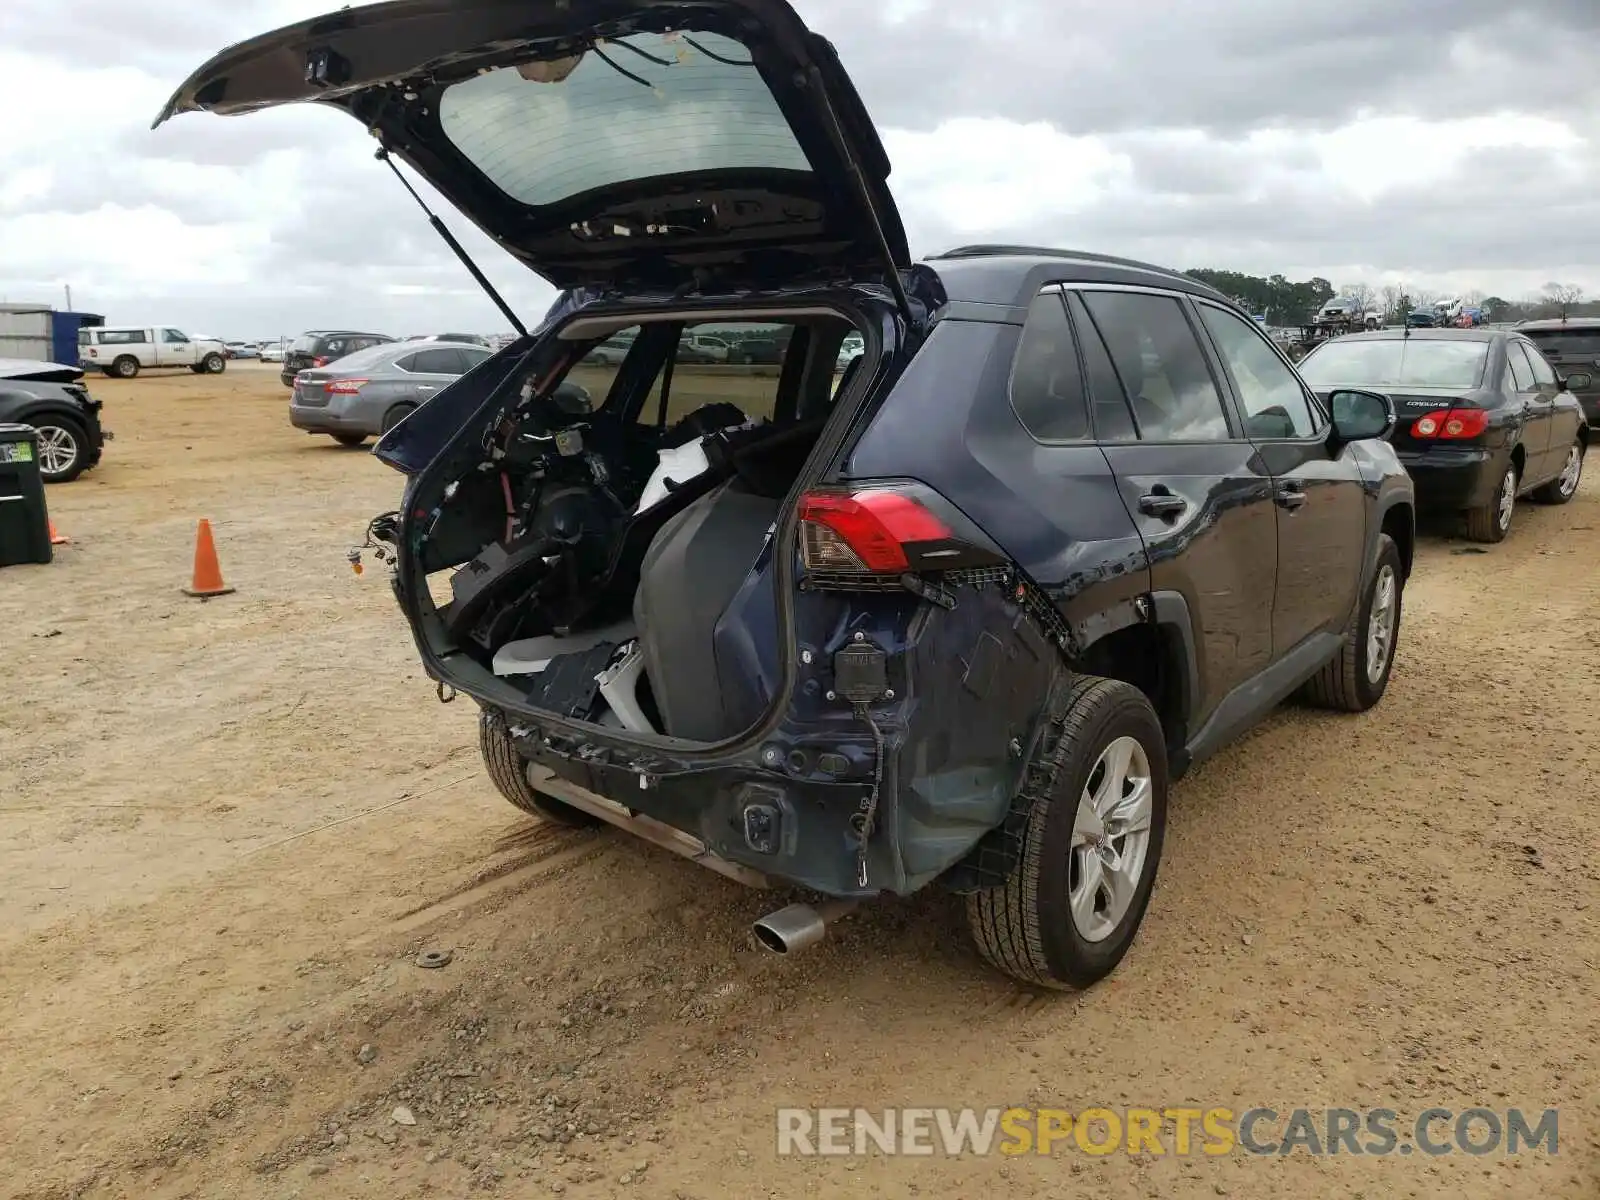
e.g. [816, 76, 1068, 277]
[751, 900, 857, 955]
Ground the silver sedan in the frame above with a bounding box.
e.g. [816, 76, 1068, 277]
[289, 341, 492, 447]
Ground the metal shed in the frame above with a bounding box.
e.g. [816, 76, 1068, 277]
[0, 305, 52, 361]
[0, 305, 105, 365]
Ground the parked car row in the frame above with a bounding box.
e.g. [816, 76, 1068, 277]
[158, 0, 1591, 994]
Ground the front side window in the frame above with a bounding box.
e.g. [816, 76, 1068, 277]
[1198, 304, 1321, 439]
[1009, 290, 1089, 442]
[163, 328, 189, 343]
[1079, 291, 1232, 442]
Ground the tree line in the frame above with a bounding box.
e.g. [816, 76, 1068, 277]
[1184, 269, 1593, 326]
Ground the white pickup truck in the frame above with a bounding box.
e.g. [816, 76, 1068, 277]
[78, 326, 228, 378]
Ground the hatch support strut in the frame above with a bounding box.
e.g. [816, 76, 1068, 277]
[804, 66, 916, 331]
[375, 147, 528, 339]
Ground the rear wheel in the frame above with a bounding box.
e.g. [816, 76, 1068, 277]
[1532, 442, 1584, 504]
[31, 417, 87, 483]
[966, 676, 1168, 990]
[332, 434, 367, 448]
[111, 356, 139, 379]
[380, 403, 415, 434]
[1300, 533, 1403, 712]
[1465, 462, 1517, 543]
[479, 708, 600, 828]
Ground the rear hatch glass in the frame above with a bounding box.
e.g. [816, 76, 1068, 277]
[437, 32, 810, 209]
[1520, 328, 1600, 367]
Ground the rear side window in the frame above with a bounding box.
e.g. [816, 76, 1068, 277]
[1080, 291, 1232, 442]
[98, 329, 148, 345]
[1009, 290, 1089, 441]
[1065, 293, 1138, 441]
[1507, 343, 1535, 392]
[1518, 341, 1557, 387]
[409, 348, 466, 374]
[320, 337, 352, 358]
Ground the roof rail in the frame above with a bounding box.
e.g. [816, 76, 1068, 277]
[928, 243, 1217, 290]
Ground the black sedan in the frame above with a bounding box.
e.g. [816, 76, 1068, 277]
[0, 357, 109, 482]
[1298, 329, 1587, 543]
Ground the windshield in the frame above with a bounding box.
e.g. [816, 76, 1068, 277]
[437, 31, 811, 208]
[1521, 329, 1600, 358]
[1299, 339, 1489, 389]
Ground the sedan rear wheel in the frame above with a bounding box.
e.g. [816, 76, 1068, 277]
[1465, 463, 1517, 543]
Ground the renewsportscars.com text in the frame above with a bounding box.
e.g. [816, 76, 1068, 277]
[775, 1106, 1558, 1158]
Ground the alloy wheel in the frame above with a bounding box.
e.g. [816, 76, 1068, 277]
[1365, 564, 1397, 684]
[34, 425, 79, 478]
[1068, 735, 1155, 943]
[1496, 467, 1516, 531]
[1558, 446, 1583, 497]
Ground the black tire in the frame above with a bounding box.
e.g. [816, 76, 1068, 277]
[111, 355, 139, 379]
[333, 434, 367, 448]
[31, 416, 88, 483]
[1531, 441, 1584, 505]
[1465, 461, 1517, 543]
[202, 353, 226, 374]
[280, 375, 296, 389]
[1299, 533, 1403, 713]
[479, 709, 600, 827]
[380, 404, 415, 434]
[966, 676, 1168, 990]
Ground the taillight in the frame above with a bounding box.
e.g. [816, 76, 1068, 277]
[797, 482, 1004, 579]
[1412, 408, 1488, 439]
[313, 356, 329, 367]
[325, 378, 367, 394]
[799, 489, 951, 573]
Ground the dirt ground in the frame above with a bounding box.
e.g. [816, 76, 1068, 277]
[4, 365, 1598, 1199]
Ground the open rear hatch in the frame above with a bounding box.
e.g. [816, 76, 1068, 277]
[154, 0, 907, 292]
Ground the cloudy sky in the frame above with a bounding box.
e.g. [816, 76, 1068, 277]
[2, 0, 1597, 338]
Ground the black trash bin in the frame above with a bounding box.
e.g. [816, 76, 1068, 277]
[0, 424, 53, 566]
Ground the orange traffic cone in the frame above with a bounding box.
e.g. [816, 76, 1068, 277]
[182, 518, 235, 598]
[49, 519, 69, 545]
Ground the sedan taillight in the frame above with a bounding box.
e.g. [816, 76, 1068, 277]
[1412, 408, 1489, 439]
[325, 378, 367, 394]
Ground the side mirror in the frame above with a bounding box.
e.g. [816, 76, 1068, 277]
[1564, 372, 1592, 391]
[1328, 388, 1396, 443]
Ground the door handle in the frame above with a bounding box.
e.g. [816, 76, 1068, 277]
[1138, 492, 1187, 519]
[1275, 484, 1307, 511]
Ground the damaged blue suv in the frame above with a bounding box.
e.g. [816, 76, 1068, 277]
[160, 0, 1416, 989]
